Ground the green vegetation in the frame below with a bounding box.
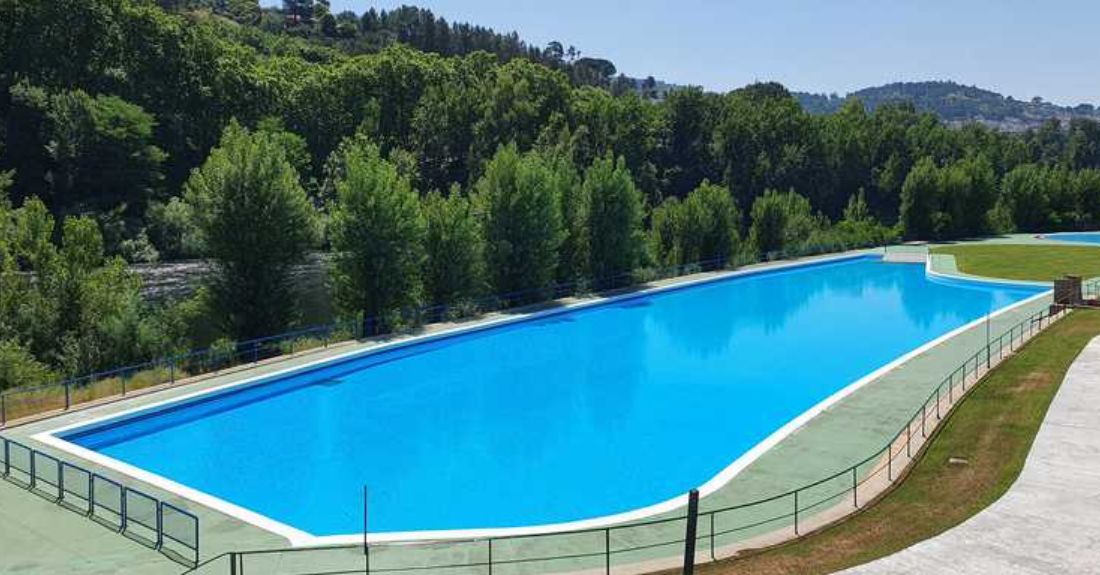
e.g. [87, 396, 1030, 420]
[2, 0, 1100, 388]
[422, 188, 486, 312]
[329, 138, 426, 331]
[0, 194, 194, 389]
[183, 121, 319, 340]
[583, 154, 644, 286]
[686, 309, 1100, 575]
[797, 81, 1100, 127]
[476, 145, 565, 299]
[934, 244, 1100, 282]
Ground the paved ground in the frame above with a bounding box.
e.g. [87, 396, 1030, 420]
[0, 478, 184, 575]
[845, 336, 1100, 575]
[0, 243, 1072, 574]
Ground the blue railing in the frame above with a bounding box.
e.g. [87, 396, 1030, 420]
[0, 434, 200, 567]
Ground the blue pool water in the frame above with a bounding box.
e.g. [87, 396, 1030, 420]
[62, 256, 1044, 536]
[1047, 232, 1100, 245]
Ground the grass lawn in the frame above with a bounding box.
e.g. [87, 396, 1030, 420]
[933, 244, 1100, 282]
[668, 309, 1100, 575]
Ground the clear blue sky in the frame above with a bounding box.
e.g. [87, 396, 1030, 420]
[267, 0, 1100, 105]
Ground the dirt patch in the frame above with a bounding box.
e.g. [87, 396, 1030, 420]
[1011, 371, 1054, 393]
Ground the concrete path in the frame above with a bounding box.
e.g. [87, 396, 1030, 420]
[845, 336, 1100, 575]
[0, 478, 180, 574]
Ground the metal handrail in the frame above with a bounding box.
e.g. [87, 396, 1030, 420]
[0, 435, 200, 567]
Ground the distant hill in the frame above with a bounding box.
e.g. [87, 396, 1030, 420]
[796, 81, 1100, 131]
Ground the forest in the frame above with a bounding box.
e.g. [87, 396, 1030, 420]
[2, 0, 1100, 390]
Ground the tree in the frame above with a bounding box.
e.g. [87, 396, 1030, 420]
[0, 339, 57, 390]
[748, 189, 816, 256]
[226, 0, 262, 25]
[648, 197, 684, 267]
[423, 187, 485, 309]
[1074, 169, 1100, 227]
[899, 157, 940, 239]
[663, 88, 719, 198]
[183, 122, 317, 340]
[958, 154, 996, 236]
[283, 0, 314, 25]
[147, 197, 204, 259]
[475, 145, 563, 298]
[328, 138, 426, 330]
[53, 90, 165, 215]
[679, 181, 741, 267]
[552, 155, 589, 283]
[584, 154, 643, 286]
[471, 60, 572, 172]
[713, 83, 824, 211]
[997, 164, 1051, 232]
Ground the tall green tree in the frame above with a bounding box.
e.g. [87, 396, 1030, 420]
[475, 144, 563, 298]
[648, 196, 684, 267]
[663, 87, 719, 198]
[45, 90, 166, 218]
[679, 181, 741, 267]
[1074, 169, 1100, 227]
[748, 189, 816, 256]
[899, 157, 941, 239]
[328, 139, 426, 329]
[422, 186, 485, 309]
[551, 155, 589, 283]
[997, 164, 1051, 232]
[184, 122, 317, 340]
[584, 154, 643, 286]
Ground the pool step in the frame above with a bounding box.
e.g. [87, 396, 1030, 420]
[882, 250, 928, 264]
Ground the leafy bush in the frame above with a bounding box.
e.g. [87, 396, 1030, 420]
[0, 339, 57, 390]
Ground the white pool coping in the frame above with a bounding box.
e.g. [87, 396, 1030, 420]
[30, 252, 1053, 547]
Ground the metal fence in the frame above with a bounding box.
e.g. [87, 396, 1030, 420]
[182, 299, 1080, 575]
[0, 435, 200, 567]
[0, 240, 897, 428]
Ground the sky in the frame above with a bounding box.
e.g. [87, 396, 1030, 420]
[269, 0, 1100, 106]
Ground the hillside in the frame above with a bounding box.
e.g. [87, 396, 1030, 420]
[796, 81, 1100, 131]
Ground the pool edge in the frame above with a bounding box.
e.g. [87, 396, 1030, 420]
[29, 251, 1052, 547]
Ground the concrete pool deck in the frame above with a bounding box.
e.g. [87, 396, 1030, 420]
[0, 242, 1075, 574]
[844, 335, 1100, 575]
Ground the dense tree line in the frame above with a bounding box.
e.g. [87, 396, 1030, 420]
[798, 81, 1100, 125]
[3, 0, 1100, 388]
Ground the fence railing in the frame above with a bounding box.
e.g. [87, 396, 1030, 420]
[182, 296, 1082, 575]
[0, 239, 897, 428]
[0, 435, 200, 567]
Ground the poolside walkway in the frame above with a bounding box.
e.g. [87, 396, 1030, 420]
[0, 477, 180, 574]
[845, 335, 1100, 575]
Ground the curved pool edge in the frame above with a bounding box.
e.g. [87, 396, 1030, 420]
[27, 249, 1051, 548]
[925, 252, 1053, 289]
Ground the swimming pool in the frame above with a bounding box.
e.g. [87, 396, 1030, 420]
[45, 255, 1045, 542]
[1045, 231, 1100, 245]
